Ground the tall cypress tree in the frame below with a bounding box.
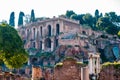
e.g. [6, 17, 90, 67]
[9, 12, 15, 27]
[30, 9, 35, 22]
[18, 11, 25, 26]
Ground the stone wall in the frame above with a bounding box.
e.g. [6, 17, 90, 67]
[98, 64, 120, 80]
[32, 66, 42, 80]
[54, 58, 86, 80]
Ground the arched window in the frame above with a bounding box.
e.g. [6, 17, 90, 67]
[27, 29, 29, 39]
[40, 26, 42, 37]
[56, 24, 60, 35]
[82, 31, 86, 35]
[48, 25, 51, 36]
[33, 28, 35, 39]
[39, 41, 42, 50]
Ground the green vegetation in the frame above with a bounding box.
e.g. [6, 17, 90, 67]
[0, 23, 28, 69]
[9, 12, 15, 27]
[64, 57, 76, 61]
[30, 9, 35, 22]
[118, 31, 120, 38]
[54, 62, 63, 68]
[102, 62, 120, 69]
[65, 9, 120, 36]
[18, 11, 25, 26]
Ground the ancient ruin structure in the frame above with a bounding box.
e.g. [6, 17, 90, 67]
[32, 66, 42, 80]
[17, 16, 100, 66]
[17, 16, 120, 80]
[88, 53, 100, 79]
[81, 67, 89, 80]
[98, 62, 120, 80]
[17, 16, 80, 52]
[54, 58, 86, 80]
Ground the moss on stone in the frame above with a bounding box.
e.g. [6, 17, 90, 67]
[102, 62, 120, 69]
[54, 62, 63, 68]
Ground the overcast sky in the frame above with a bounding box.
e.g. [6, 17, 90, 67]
[0, 0, 120, 26]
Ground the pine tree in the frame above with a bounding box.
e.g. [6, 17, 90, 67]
[9, 12, 15, 27]
[30, 9, 35, 22]
[18, 11, 25, 26]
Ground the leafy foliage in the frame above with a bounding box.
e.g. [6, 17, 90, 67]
[82, 13, 94, 27]
[118, 31, 120, 38]
[96, 17, 111, 30]
[64, 10, 120, 35]
[0, 23, 28, 69]
[65, 10, 75, 18]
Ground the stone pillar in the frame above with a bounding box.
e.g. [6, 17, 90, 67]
[51, 41, 54, 51]
[89, 54, 93, 74]
[42, 41, 44, 50]
[81, 67, 89, 80]
[28, 58, 30, 65]
[89, 53, 100, 75]
[32, 66, 42, 80]
[25, 67, 30, 75]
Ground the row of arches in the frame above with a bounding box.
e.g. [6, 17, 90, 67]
[32, 37, 58, 51]
[48, 24, 60, 36]
[26, 24, 60, 40]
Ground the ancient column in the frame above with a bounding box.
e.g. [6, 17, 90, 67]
[81, 67, 89, 80]
[89, 54, 93, 74]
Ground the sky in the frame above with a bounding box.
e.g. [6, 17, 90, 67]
[0, 0, 120, 26]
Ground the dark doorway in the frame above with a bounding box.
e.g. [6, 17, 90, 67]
[40, 26, 42, 37]
[39, 41, 42, 50]
[45, 38, 51, 48]
[33, 28, 35, 39]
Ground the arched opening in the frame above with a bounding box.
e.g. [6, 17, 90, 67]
[54, 36, 58, 47]
[33, 42, 36, 48]
[39, 41, 42, 50]
[82, 31, 86, 35]
[33, 28, 36, 39]
[44, 38, 51, 49]
[31, 57, 38, 64]
[48, 25, 51, 36]
[56, 24, 60, 35]
[40, 26, 42, 37]
[27, 29, 29, 39]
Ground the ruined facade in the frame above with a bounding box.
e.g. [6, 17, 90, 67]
[17, 16, 80, 53]
[17, 16, 100, 54]
[88, 53, 100, 79]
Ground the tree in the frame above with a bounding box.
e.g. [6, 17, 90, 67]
[9, 12, 15, 27]
[0, 23, 28, 69]
[65, 10, 75, 18]
[82, 13, 93, 27]
[30, 9, 35, 22]
[105, 24, 119, 35]
[99, 13, 103, 18]
[70, 14, 78, 20]
[18, 11, 25, 26]
[96, 17, 111, 30]
[95, 9, 99, 20]
[24, 14, 31, 24]
[105, 12, 119, 22]
[77, 14, 85, 24]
